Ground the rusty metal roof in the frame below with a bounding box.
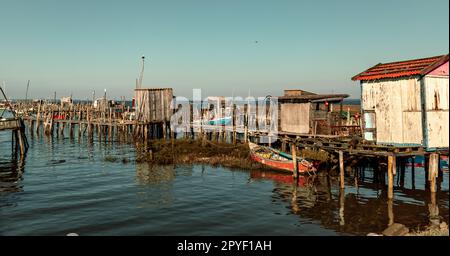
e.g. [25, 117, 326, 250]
[352, 54, 449, 81]
[278, 93, 349, 103]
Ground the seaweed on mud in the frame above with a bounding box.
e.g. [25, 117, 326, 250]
[135, 139, 267, 171]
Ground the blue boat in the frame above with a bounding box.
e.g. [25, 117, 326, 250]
[208, 117, 232, 125]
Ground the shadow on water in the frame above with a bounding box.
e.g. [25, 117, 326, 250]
[250, 162, 449, 235]
[0, 157, 25, 194]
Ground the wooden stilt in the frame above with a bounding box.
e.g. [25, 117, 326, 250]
[339, 188, 345, 226]
[17, 130, 25, 156]
[70, 123, 74, 139]
[339, 150, 345, 189]
[291, 144, 298, 179]
[387, 155, 395, 199]
[387, 198, 394, 226]
[35, 104, 41, 134]
[429, 153, 438, 193]
[429, 191, 439, 227]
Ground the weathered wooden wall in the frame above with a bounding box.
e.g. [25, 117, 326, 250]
[135, 88, 173, 123]
[361, 78, 423, 146]
[423, 75, 449, 149]
[280, 103, 310, 134]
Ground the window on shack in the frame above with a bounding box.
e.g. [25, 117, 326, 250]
[315, 102, 331, 112]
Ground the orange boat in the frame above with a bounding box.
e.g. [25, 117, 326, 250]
[249, 142, 316, 174]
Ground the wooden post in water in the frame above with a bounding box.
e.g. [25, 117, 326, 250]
[55, 122, 60, 138]
[70, 123, 74, 139]
[281, 138, 286, 152]
[429, 191, 440, 228]
[339, 188, 345, 226]
[35, 103, 41, 134]
[291, 144, 298, 179]
[28, 119, 34, 135]
[16, 130, 25, 156]
[429, 153, 439, 193]
[339, 150, 344, 189]
[387, 198, 394, 226]
[387, 155, 395, 199]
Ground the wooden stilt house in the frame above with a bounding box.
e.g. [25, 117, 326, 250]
[352, 54, 449, 150]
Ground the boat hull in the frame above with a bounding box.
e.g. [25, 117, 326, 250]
[208, 117, 232, 125]
[250, 150, 314, 173]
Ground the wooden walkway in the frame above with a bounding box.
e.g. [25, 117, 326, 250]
[0, 117, 28, 156]
[0, 118, 21, 131]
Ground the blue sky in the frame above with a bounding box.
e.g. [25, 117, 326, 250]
[0, 0, 448, 100]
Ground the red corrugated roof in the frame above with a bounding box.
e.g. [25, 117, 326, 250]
[352, 54, 449, 81]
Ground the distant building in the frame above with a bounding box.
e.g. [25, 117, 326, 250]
[60, 96, 73, 107]
[278, 89, 349, 135]
[352, 54, 449, 150]
[134, 88, 173, 123]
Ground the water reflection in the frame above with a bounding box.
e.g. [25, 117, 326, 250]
[135, 163, 176, 209]
[0, 157, 25, 194]
[251, 167, 448, 235]
[1, 127, 448, 235]
[136, 163, 175, 185]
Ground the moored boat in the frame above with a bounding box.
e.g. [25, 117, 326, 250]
[249, 142, 316, 174]
[208, 116, 232, 125]
[405, 155, 449, 171]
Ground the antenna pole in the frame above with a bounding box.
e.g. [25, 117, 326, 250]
[138, 56, 145, 88]
[25, 80, 30, 102]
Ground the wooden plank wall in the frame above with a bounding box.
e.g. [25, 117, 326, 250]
[423, 76, 449, 148]
[361, 78, 422, 145]
[135, 88, 173, 123]
[280, 103, 310, 134]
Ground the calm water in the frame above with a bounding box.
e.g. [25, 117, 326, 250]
[0, 131, 448, 236]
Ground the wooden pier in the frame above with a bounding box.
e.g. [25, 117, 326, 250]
[1, 86, 29, 157]
[9, 94, 449, 204]
[0, 118, 29, 157]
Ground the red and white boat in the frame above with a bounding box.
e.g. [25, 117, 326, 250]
[249, 142, 316, 174]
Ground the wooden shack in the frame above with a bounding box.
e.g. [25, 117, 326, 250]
[352, 54, 449, 150]
[278, 90, 349, 135]
[134, 88, 173, 123]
